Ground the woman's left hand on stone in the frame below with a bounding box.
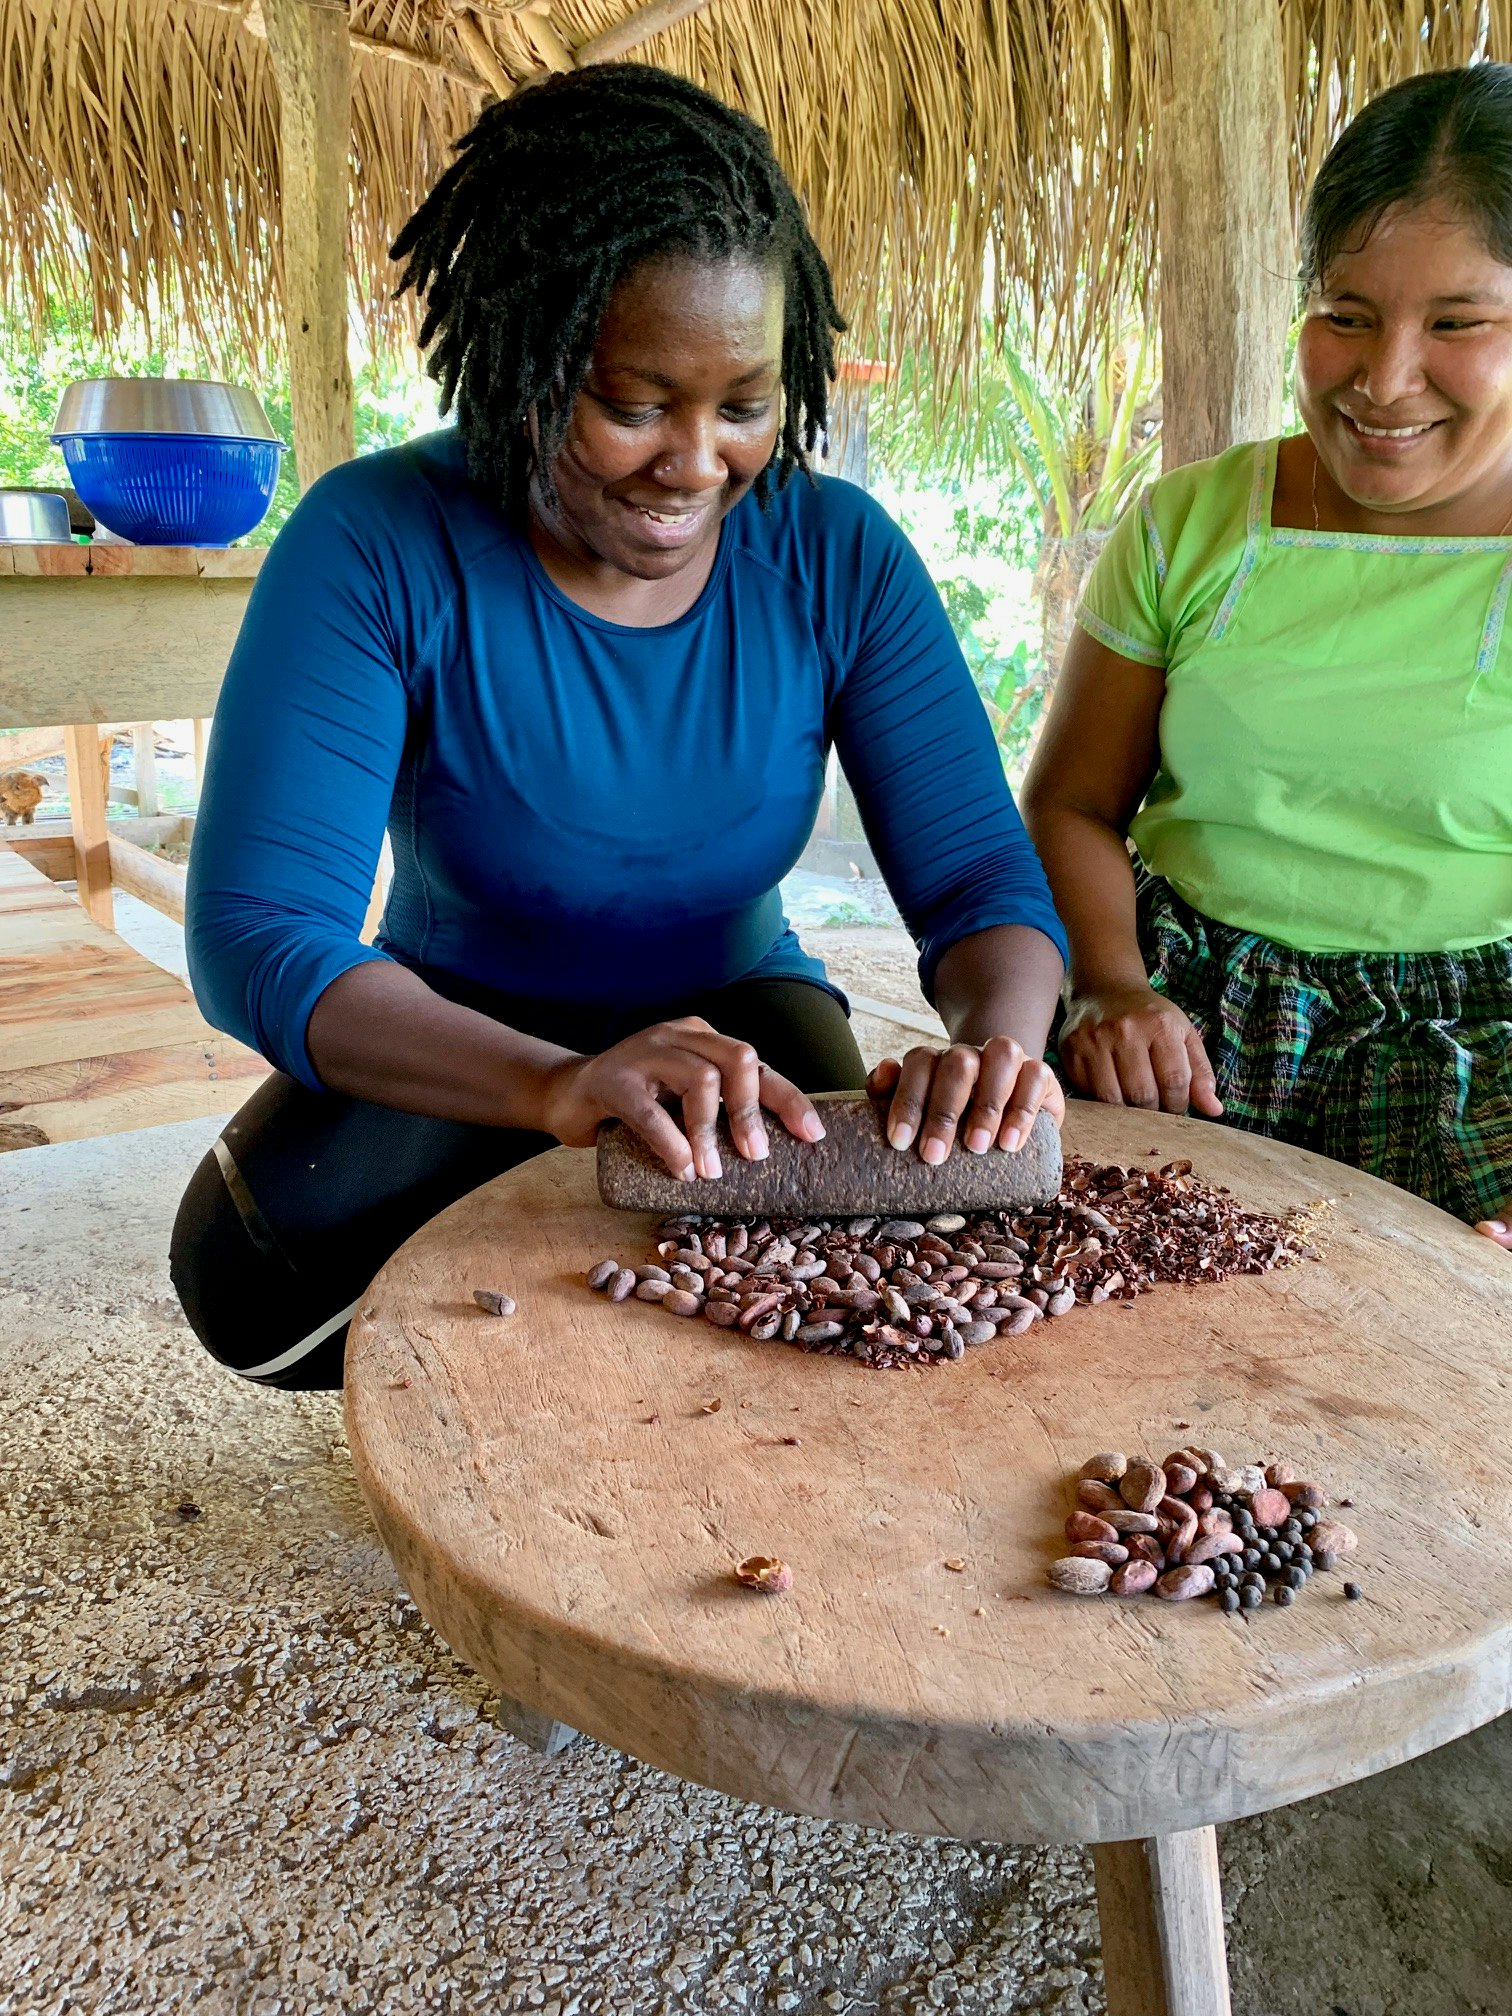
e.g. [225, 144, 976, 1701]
[866, 1037, 1065, 1164]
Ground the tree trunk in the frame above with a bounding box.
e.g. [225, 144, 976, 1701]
[1034, 527, 1113, 692]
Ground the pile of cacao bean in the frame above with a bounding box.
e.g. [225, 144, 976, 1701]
[1050, 1446, 1360, 1609]
[583, 1155, 1318, 1370]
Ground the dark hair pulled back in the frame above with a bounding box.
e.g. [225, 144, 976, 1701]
[391, 63, 845, 521]
[1301, 63, 1512, 294]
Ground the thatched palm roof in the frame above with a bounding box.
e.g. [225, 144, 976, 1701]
[3, 0, 1510, 381]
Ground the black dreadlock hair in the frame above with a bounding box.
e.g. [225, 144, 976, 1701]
[391, 63, 847, 522]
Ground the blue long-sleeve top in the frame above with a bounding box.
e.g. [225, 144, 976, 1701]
[188, 431, 1066, 1091]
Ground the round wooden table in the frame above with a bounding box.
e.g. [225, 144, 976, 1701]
[346, 1107, 1512, 2015]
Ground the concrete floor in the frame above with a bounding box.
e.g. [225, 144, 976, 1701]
[2, 933, 1509, 2014]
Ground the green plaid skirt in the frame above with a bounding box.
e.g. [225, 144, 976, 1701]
[1136, 873, 1512, 1225]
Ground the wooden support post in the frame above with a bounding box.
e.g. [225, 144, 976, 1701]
[1091, 1828, 1233, 2016]
[192, 718, 209, 795]
[132, 725, 159, 819]
[263, 0, 356, 489]
[1155, 0, 1293, 470]
[62, 725, 114, 930]
[492, 1692, 579, 1757]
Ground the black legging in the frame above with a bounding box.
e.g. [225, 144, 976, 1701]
[170, 972, 867, 1391]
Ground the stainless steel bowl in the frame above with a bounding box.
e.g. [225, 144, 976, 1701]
[0, 489, 74, 543]
[53, 377, 281, 442]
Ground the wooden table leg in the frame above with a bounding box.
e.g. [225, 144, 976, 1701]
[492, 1692, 579, 1757]
[132, 724, 159, 818]
[62, 724, 114, 930]
[1091, 1827, 1232, 2016]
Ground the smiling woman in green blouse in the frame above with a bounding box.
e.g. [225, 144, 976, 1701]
[1022, 65, 1512, 1247]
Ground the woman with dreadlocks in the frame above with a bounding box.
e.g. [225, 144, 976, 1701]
[172, 65, 1067, 1389]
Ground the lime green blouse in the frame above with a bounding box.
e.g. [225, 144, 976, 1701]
[1076, 436, 1512, 954]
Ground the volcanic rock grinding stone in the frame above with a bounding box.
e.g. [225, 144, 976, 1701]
[596, 1093, 1063, 1217]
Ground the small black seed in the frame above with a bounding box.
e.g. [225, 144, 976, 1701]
[1299, 1510, 1318, 1530]
[1241, 1571, 1265, 1590]
[1282, 1522, 1303, 1542]
[1283, 1567, 1306, 1590]
[1315, 1549, 1338, 1573]
[1242, 1547, 1261, 1569]
[175, 1503, 202, 1521]
[1344, 1582, 1363, 1600]
[1274, 1583, 1296, 1606]
[1219, 1588, 1240, 1613]
[1240, 1584, 1263, 1610]
[1263, 1550, 1283, 1573]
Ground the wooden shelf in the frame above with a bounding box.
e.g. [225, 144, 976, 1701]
[0, 544, 264, 730]
[0, 542, 265, 579]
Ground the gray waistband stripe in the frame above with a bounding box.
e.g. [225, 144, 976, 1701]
[231, 1297, 361, 1381]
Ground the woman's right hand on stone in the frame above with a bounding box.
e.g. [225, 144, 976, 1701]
[1058, 985, 1224, 1117]
[537, 1016, 827, 1181]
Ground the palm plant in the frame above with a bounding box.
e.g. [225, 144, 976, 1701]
[872, 316, 1162, 722]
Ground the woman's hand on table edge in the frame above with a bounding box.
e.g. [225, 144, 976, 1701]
[1474, 1200, 1512, 1250]
[865, 1036, 1066, 1163]
[1058, 983, 1224, 1118]
[536, 1016, 824, 1181]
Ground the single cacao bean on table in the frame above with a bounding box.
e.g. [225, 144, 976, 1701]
[1109, 1559, 1158, 1596]
[1048, 1557, 1113, 1595]
[1120, 1462, 1167, 1513]
[1065, 1511, 1120, 1545]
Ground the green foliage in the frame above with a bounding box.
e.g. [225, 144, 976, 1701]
[874, 470, 1046, 782]
[0, 297, 439, 545]
[869, 308, 1162, 778]
[872, 315, 1161, 538]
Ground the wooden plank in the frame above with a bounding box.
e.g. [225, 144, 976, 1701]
[1092, 1830, 1233, 2016]
[0, 840, 268, 1140]
[0, 576, 252, 728]
[131, 726, 160, 818]
[0, 544, 263, 580]
[346, 1112, 1512, 1846]
[0, 1001, 235, 1073]
[264, 0, 356, 487]
[0, 1043, 269, 1145]
[9, 814, 190, 883]
[844, 993, 947, 1039]
[1155, 0, 1292, 468]
[107, 835, 187, 924]
[61, 725, 113, 928]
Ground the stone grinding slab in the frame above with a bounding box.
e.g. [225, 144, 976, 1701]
[596, 1093, 1062, 1217]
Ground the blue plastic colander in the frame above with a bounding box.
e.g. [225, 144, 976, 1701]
[54, 432, 286, 547]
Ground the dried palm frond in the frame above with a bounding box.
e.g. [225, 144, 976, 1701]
[2, 0, 1509, 401]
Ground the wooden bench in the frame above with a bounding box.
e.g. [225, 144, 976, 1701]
[0, 842, 267, 1150]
